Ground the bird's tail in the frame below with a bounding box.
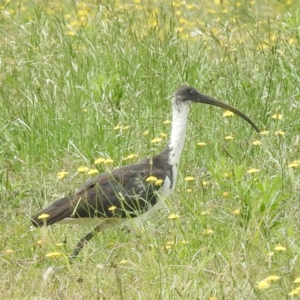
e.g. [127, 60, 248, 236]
[31, 196, 73, 227]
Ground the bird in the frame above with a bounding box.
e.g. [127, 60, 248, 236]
[31, 86, 259, 261]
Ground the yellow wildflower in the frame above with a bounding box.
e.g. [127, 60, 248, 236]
[223, 110, 234, 117]
[95, 158, 106, 164]
[108, 206, 117, 211]
[37, 213, 50, 220]
[222, 191, 229, 197]
[146, 176, 158, 182]
[119, 259, 128, 264]
[114, 124, 122, 130]
[87, 169, 99, 175]
[201, 211, 211, 215]
[37, 240, 43, 246]
[252, 140, 261, 146]
[289, 289, 300, 296]
[232, 209, 240, 215]
[55, 243, 64, 247]
[168, 213, 180, 220]
[57, 171, 68, 180]
[271, 113, 283, 120]
[260, 130, 269, 135]
[288, 161, 299, 168]
[123, 154, 137, 161]
[202, 229, 214, 235]
[257, 280, 270, 289]
[159, 133, 167, 138]
[294, 278, 300, 283]
[142, 130, 149, 136]
[163, 120, 171, 124]
[151, 137, 162, 144]
[123, 125, 130, 130]
[77, 166, 89, 173]
[275, 130, 285, 136]
[186, 188, 193, 193]
[274, 244, 286, 251]
[225, 135, 234, 140]
[197, 142, 206, 146]
[247, 168, 259, 174]
[155, 179, 163, 186]
[4, 249, 14, 254]
[104, 159, 114, 165]
[45, 252, 62, 258]
[184, 176, 195, 181]
[264, 275, 280, 282]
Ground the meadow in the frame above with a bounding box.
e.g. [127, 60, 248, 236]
[1, 0, 300, 299]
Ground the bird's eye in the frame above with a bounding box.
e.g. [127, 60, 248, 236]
[189, 90, 195, 95]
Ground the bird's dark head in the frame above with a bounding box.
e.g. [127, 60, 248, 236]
[174, 85, 259, 133]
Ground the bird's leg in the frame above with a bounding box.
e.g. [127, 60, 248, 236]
[69, 224, 102, 263]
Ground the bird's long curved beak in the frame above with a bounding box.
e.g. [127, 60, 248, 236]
[196, 93, 259, 133]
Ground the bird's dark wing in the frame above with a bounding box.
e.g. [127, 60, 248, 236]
[31, 152, 172, 227]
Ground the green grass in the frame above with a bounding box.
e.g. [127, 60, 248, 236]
[1, 0, 300, 299]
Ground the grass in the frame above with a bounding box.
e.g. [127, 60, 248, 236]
[1, 0, 300, 298]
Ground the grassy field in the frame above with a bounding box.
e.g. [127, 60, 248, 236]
[1, 0, 300, 299]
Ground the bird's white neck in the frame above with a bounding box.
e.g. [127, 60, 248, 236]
[167, 101, 190, 166]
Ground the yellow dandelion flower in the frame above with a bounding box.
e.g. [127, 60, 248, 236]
[123, 125, 130, 130]
[252, 140, 261, 146]
[202, 181, 209, 186]
[257, 281, 270, 289]
[185, 176, 195, 181]
[55, 243, 64, 247]
[155, 179, 163, 186]
[108, 206, 117, 211]
[288, 161, 299, 168]
[247, 168, 259, 174]
[83, 108, 88, 112]
[4, 249, 14, 254]
[57, 171, 68, 180]
[201, 210, 211, 215]
[168, 213, 180, 220]
[197, 142, 206, 146]
[151, 137, 163, 144]
[294, 278, 300, 283]
[104, 159, 114, 165]
[95, 158, 106, 164]
[123, 154, 137, 161]
[37, 213, 50, 220]
[146, 176, 158, 182]
[260, 130, 269, 135]
[224, 172, 231, 178]
[163, 120, 171, 124]
[142, 130, 149, 136]
[264, 275, 280, 282]
[87, 169, 99, 175]
[222, 191, 229, 197]
[186, 188, 193, 193]
[77, 166, 89, 173]
[202, 229, 214, 235]
[45, 252, 62, 258]
[181, 240, 189, 245]
[274, 244, 286, 251]
[225, 135, 234, 140]
[65, 31, 75, 36]
[163, 241, 174, 250]
[114, 124, 122, 130]
[232, 209, 240, 215]
[275, 130, 285, 136]
[159, 133, 167, 138]
[223, 110, 234, 117]
[289, 289, 300, 296]
[271, 113, 283, 120]
[119, 259, 128, 264]
[37, 240, 43, 246]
